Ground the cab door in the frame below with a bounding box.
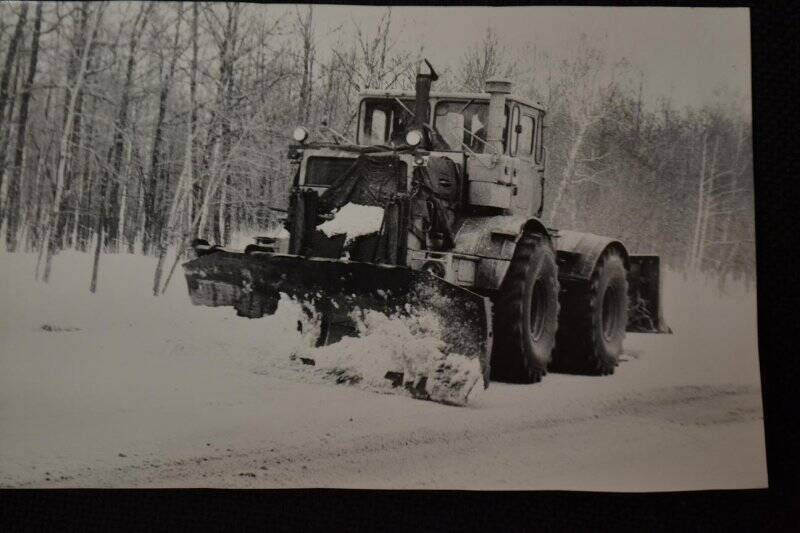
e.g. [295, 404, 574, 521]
[509, 105, 541, 217]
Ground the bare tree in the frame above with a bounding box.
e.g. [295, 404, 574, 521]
[104, 3, 152, 252]
[57, 2, 90, 250]
[458, 26, 516, 92]
[142, 5, 184, 255]
[331, 8, 409, 93]
[547, 37, 620, 226]
[4, 2, 43, 251]
[42, 2, 105, 284]
[294, 5, 315, 124]
[0, 3, 29, 201]
[87, 3, 151, 291]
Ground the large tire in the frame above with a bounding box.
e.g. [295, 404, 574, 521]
[491, 233, 560, 383]
[552, 247, 629, 375]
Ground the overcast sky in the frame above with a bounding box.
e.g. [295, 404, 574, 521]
[273, 5, 751, 113]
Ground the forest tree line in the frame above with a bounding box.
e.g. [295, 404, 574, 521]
[0, 2, 754, 293]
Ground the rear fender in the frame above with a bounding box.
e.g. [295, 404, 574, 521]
[552, 229, 628, 282]
[552, 230, 670, 333]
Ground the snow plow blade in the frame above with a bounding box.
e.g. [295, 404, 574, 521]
[182, 248, 493, 388]
[627, 255, 671, 333]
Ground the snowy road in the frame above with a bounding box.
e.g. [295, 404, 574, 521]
[0, 252, 767, 489]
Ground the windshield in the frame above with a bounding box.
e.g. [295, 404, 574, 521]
[433, 100, 508, 153]
[359, 99, 424, 146]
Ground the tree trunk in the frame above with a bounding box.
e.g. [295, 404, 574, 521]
[5, 2, 43, 252]
[549, 120, 588, 225]
[220, 10, 235, 245]
[76, 95, 96, 252]
[153, 125, 193, 296]
[0, 2, 28, 129]
[143, 9, 181, 255]
[155, 5, 199, 295]
[89, 215, 102, 293]
[57, 3, 90, 250]
[117, 134, 133, 248]
[697, 134, 720, 274]
[0, 3, 28, 191]
[104, 3, 150, 253]
[688, 130, 708, 274]
[27, 86, 52, 252]
[718, 119, 747, 287]
[296, 5, 314, 124]
[161, 124, 238, 295]
[190, 2, 200, 223]
[42, 5, 103, 283]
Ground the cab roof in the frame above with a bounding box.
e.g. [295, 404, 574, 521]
[358, 88, 547, 113]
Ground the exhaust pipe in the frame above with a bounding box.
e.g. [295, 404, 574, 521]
[414, 59, 439, 149]
[485, 79, 512, 155]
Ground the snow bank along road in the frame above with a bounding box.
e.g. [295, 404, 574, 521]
[0, 252, 766, 489]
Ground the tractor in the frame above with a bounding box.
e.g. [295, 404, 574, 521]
[183, 60, 669, 397]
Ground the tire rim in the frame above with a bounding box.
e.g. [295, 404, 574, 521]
[602, 285, 620, 342]
[530, 279, 547, 342]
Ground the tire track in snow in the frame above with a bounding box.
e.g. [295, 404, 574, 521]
[10, 382, 762, 488]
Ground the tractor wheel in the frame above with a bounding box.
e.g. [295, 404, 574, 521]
[491, 233, 560, 384]
[552, 247, 629, 375]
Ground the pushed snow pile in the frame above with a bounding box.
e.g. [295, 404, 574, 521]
[318, 203, 384, 244]
[297, 308, 483, 406]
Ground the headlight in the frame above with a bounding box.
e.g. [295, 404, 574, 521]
[405, 129, 423, 146]
[292, 126, 309, 143]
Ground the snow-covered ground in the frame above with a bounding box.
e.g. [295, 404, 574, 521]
[0, 247, 766, 489]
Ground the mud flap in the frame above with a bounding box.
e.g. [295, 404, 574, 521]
[627, 255, 671, 333]
[182, 250, 493, 388]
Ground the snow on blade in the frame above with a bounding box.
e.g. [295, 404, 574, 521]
[318, 203, 384, 244]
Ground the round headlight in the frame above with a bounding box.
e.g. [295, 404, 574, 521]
[405, 129, 423, 146]
[292, 126, 309, 143]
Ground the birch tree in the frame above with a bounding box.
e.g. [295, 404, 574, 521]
[547, 38, 619, 226]
[104, 2, 151, 252]
[142, 5, 184, 255]
[42, 2, 105, 284]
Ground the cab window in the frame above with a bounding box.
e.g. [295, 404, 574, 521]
[518, 114, 535, 156]
[434, 100, 508, 153]
[509, 106, 521, 156]
[358, 99, 422, 146]
[535, 115, 544, 164]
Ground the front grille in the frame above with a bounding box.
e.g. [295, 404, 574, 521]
[304, 157, 358, 187]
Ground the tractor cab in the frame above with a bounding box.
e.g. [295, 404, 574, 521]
[293, 86, 548, 220]
[356, 88, 545, 158]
